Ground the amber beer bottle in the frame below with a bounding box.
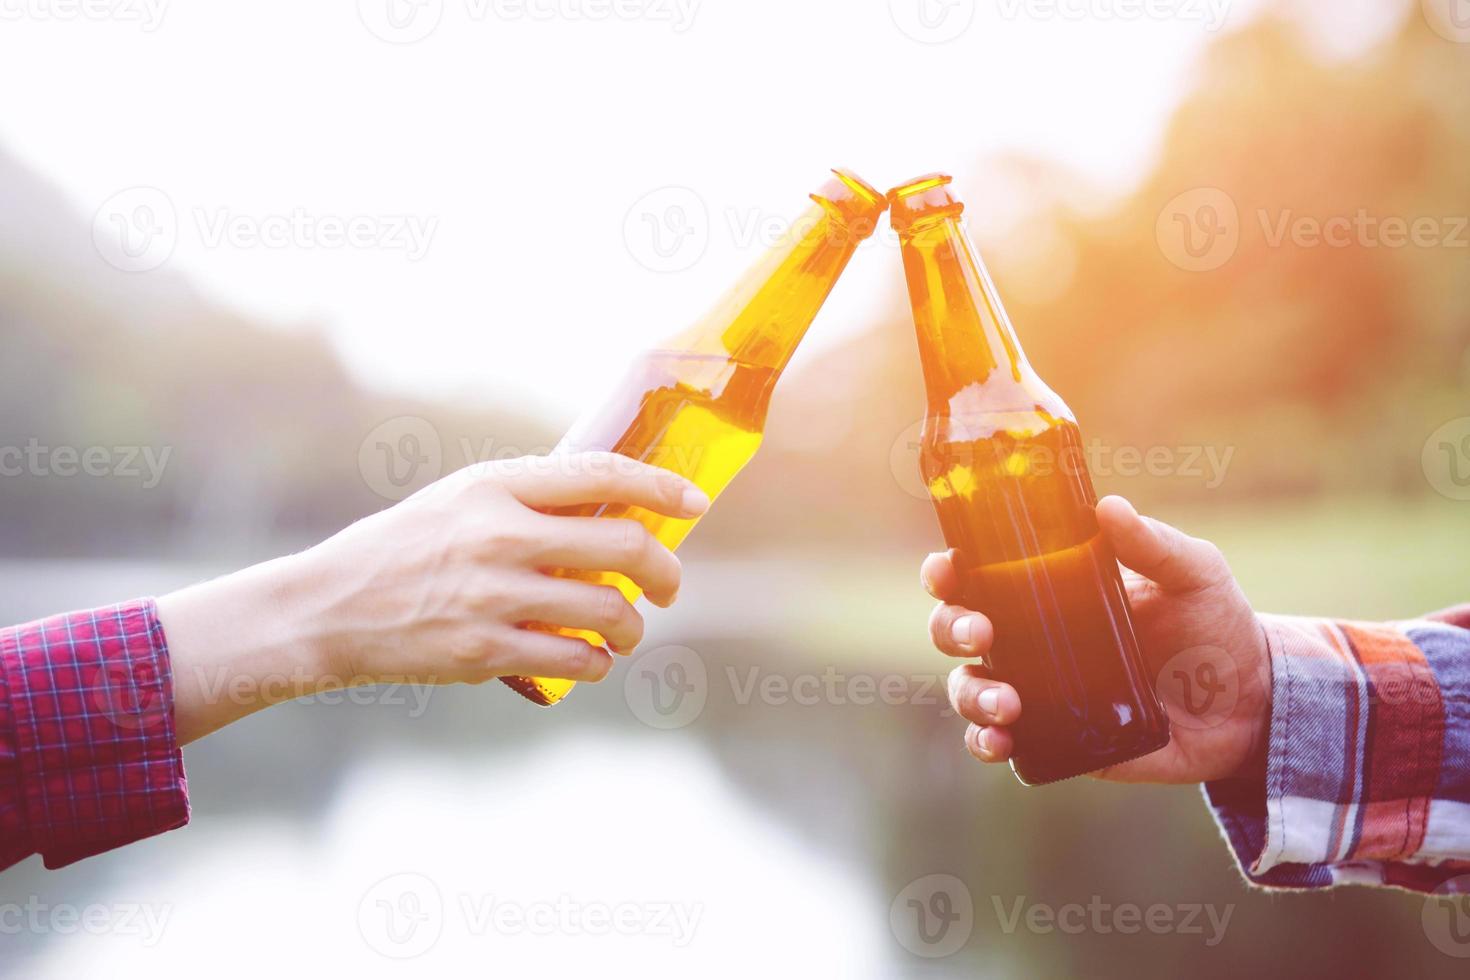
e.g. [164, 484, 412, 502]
[888, 174, 1170, 784]
[501, 169, 887, 706]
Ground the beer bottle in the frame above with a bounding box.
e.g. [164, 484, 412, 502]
[888, 173, 1170, 784]
[502, 168, 887, 705]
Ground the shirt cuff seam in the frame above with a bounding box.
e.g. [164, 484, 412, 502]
[3, 600, 190, 865]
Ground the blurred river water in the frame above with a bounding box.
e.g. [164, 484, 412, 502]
[3, 515, 1469, 979]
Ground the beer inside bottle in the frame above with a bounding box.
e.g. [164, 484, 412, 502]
[888, 173, 1170, 784]
[501, 168, 887, 706]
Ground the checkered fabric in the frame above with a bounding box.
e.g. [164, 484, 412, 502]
[1205, 605, 1470, 892]
[0, 599, 189, 871]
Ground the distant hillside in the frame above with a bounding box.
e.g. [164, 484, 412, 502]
[0, 149, 554, 558]
[3, 12, 1466, 562]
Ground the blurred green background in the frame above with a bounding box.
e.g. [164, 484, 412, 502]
[2, 6, 1469, 979]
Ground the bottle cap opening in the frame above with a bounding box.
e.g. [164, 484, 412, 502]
[886, 172, 964, 234]
[811, 167, 887, 239]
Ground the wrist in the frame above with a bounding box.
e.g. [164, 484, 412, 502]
[261, 546, 345, 685]
[1229, 614, 1274, 782]
[158, 550, 332, 743]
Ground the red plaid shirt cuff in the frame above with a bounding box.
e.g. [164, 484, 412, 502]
[0, 599, 190, 871]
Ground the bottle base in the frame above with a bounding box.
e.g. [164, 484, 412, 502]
[1008, 728, 1172, 787]
[499, 675, 560, 706]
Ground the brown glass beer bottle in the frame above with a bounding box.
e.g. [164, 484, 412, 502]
[501, 168, 887, 706]
[888, 173, 1170, 784]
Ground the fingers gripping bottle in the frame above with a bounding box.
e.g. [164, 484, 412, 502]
[888, 173, 1170, 784]
[501, 169, 887, 706]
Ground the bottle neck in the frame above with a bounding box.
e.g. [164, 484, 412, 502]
[664, 170, 883, 374]
[898, 214, 1031, 408]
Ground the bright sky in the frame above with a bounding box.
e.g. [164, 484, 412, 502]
[0, 0, 1325, 425]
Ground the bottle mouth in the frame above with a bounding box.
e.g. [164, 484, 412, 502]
[810, 167, 887, 239]
[886, 172, 964, 234]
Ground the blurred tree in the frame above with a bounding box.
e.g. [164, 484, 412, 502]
[722, 10, 1470, 555]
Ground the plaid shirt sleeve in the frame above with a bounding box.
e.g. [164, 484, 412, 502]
[0, 599, 189, 871]
[1204, 604, 1470, 893]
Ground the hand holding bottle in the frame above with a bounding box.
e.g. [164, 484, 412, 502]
[924, 496, 1272, 784]
[159, 453, 707, 743]
[502, 168, 888, 705]
[890, 172, 1172, 783]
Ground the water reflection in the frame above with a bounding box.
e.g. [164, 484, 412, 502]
[4, 553, 1463, 979]
[33, 735, 891, 978]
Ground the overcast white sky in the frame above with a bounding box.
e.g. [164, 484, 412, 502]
[2, 0, 1410, 426]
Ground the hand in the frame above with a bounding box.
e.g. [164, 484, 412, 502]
[159, 452, 709, 743]
[922, 495, 1271, 784]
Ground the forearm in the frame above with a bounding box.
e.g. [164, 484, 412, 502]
[157, 552, 333, 745]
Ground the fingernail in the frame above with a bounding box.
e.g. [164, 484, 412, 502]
[681, 486, 710, 515]
[951, 616, 975, 647]
[977, 687, 1000, 715]
[976, 727, 993, 754]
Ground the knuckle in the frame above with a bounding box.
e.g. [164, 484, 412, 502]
[583, 650, 612, 682]
[555, 642, 593, 680]
[661, 552, 684, 592]
[929, 603, 952, 643]
[482, 519, 533, 559]
[656, 470, 685, 505]
[596, 585, 629, 628]
[622, 608, 646, 646]
[586, 468, 618, 500]
[574, 642, 612, 680]
[616, 520, 652, 563]
[462, 663, 497, 685]
[450, 636, 499, 683]
[946, 666, 967, 705]
[565, 642, 608, 681]
[462, 581, 495, 613]
[450, 634, 486, 667]
[1182, 535, 1229, 588]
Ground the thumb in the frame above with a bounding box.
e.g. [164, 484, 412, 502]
[1097, 495, 1230, 594]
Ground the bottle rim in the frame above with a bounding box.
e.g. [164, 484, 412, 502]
[886, 172, 964, 234]
[810, 167, 888, 238]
